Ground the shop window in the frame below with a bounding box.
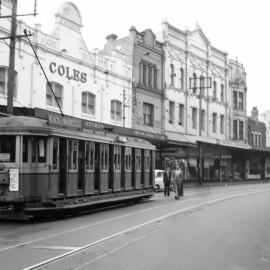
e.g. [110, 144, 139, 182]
[85, 141, 95, 171]
[82, 92, 95, 115]
[46, 82, 63, 108]
[111, 100, 122, 121]
[249, 159, 260, 174]
[31, 136, 47, 163]
[143, 103, 154, 126]
[169, 101, 175, 124]
[0, 135, 15, 162]
[0, 66, 17, 97]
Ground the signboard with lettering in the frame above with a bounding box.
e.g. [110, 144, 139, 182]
[49, 62, 87, 83]
[9, 169, 19, 192]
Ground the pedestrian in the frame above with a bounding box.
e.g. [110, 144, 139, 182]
[172, 162, 183, 200]
[163, 166, 172, 196]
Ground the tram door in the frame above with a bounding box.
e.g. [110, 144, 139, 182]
[78, 141, 85, 194]
[59, 138, 67, 195]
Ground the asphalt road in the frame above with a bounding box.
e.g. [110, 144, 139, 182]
[1, 183, 270, 270]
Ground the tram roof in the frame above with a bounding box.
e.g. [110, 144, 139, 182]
[0, 116, 155, 150]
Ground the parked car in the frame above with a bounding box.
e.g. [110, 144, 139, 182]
[155, 169, 164, 191]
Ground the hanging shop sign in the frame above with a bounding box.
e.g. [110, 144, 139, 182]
[49, 62, 87, 83]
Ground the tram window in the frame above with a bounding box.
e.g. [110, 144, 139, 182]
[31, 136, 47, 163]
[100, 144, 109, 170]
[85, 142, 95, 171]
[52, 137, 58, 170]
[125, 147, 132, 170]
[135, 149, 141, 170]
[67, 139, 78, 170]
[114, 146, 121, 170]
[145, 150, 150, 170]
[0, 135, 15, 162]
[22, 136, 28, 162]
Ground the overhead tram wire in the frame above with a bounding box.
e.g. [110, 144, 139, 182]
[23, 29, 64, 117]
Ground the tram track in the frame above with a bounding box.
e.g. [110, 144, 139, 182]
[19, 187, 270, 270]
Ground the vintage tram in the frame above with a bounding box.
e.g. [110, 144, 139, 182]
[0, 115, 155, 219]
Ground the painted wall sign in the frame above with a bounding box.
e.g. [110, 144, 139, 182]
[9, 169, 19, 192]
[49, 62, 87, 83]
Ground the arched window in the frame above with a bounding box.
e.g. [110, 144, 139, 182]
[220, 84, 224, 102]
[111, 99, 122, 121]
[46, 82, 63, 108]
[81, 92, 95, 115]
[180, 68, 184, 89]
[192, 73, 197, 93]
[213, 81, 217, 99]
[170, 64, 175, 86]
[0, 66, 17, 97]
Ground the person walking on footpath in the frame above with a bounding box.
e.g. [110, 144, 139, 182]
[172, 162, 183, 200]
[163, 166, 172, 196]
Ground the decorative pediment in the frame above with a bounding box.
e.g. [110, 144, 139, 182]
[190, 28, 210, 50]
[142, 29, 156, 47]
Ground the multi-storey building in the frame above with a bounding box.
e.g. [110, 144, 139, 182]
[260, 110, 270, 147]
[246, 107, 270, 179]
[0, 1, 132, 127]
[159, 20, 250, 182]
[101, 26, 165, 159]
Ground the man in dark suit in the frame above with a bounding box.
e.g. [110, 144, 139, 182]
[163, 166, 172, 196]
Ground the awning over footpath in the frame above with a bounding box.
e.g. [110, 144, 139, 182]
[166, 132, 197, 146]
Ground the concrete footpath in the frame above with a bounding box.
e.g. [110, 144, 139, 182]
[183, 179, 270, 188]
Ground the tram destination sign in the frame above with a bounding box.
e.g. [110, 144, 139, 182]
[47, 113, 105, 131]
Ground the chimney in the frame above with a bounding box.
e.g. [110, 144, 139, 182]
[251, 107, 259, 121]
[106, 34, 118, 44]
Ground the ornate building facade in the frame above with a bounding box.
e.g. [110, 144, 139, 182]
[159, 20, 250, 182]
[0, 1, 132, 128]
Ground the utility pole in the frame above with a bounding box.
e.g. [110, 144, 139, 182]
[0, 0, 38, 115]
[189, 76, 211, 185]
[122, 89, 126, 127]
[7, 0, 17, 114]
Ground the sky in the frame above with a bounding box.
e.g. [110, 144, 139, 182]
[16, 0, 270, 115]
